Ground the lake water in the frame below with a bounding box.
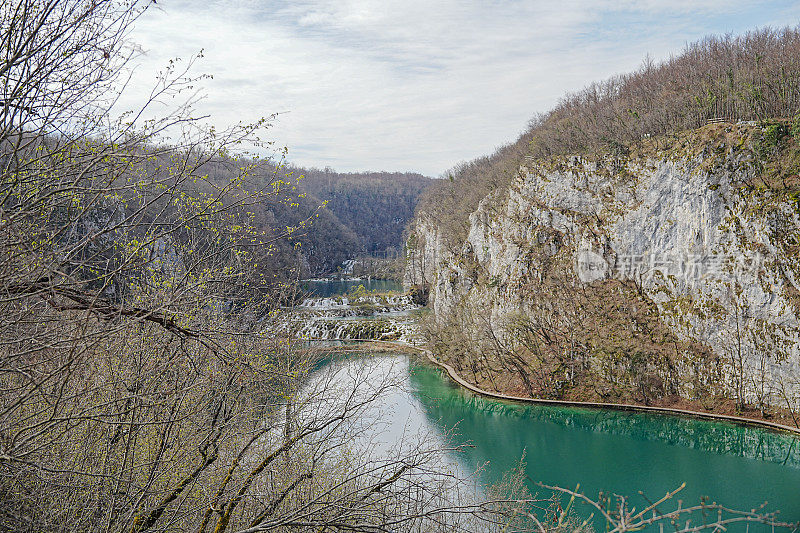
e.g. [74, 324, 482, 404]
[324, 354, 800, 528]
[302, 281, 800, 528]
[407, 357, 800, 525]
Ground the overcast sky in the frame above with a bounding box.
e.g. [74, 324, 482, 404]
[124, 1, 800, 176]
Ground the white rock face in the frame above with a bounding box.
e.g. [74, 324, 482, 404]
[406, 149, 800, 405]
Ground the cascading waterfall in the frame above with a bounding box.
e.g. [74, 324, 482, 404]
[289, 292, 423, 344]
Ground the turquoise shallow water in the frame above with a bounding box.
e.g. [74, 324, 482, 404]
[406, 361, 800, 527]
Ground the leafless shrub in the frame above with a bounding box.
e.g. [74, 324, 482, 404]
[538, 482, 797, 533]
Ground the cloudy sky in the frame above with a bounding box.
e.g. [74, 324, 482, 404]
[125, 1, 800, 176]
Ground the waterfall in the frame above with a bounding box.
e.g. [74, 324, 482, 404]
[288, 292, 422, 344]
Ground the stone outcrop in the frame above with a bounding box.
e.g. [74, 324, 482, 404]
[406, 125, 800, 406]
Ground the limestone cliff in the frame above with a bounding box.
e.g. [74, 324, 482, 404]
[406, 124, 800, 410]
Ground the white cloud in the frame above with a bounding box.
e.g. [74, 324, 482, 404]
[120, 0, 800, 176]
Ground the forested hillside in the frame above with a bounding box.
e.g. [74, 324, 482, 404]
[418, 27, 800, 247]
[0, 3, 486, 530]
[292, 167, 432, 256]
[189, 160, 432, 278]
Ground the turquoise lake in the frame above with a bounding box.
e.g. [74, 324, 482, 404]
[301, 278, 403, 297]
[328, 354, 800, 528]
[305, 279, 800, 529]
[407, 358, 800, 527]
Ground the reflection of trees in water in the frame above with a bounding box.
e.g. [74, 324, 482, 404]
[409, 366, 800, 468]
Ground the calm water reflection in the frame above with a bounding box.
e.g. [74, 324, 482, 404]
[405, 360, 800, 525]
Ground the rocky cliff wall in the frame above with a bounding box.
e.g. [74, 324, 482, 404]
[406, 125, 800, 408]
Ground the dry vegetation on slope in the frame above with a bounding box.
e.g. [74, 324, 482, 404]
[418, 26, 800, 246]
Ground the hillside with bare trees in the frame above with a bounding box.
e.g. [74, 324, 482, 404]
[419, 26, 800, 247]
[0, 2, 519, 530]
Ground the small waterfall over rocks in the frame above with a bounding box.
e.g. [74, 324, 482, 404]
[298, 294, 419, 315]
[289, 290, 423, 344]
[341, 259, 357, 276]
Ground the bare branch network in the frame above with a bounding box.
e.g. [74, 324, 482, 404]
[1, 1, 797, 532]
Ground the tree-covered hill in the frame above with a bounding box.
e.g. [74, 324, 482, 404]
[417, 26, 800, 247]
[406, 24, 800, 419]
[190, 159, 432, 278]
[291, 167, 433, 257]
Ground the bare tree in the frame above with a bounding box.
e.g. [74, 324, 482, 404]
[0, 2, 544, 532]
[539, 483, 797, 533]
